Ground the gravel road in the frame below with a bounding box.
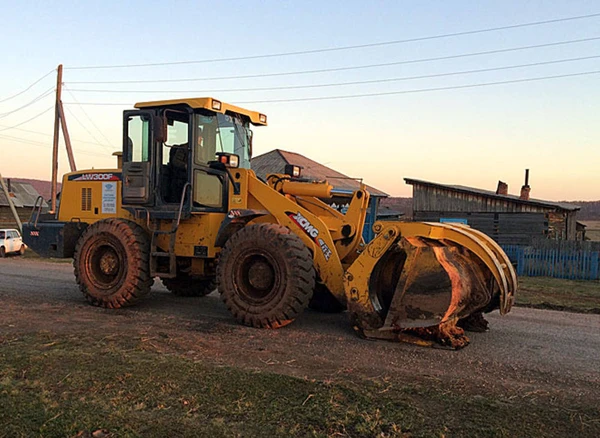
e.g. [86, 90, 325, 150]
[1, 257, 599, 406]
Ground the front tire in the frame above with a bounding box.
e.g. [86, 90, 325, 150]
[217, 223, 315, 329]
[74, 218, 152, 308]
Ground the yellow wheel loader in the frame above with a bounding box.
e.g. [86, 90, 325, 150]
[23, 97, 516, 349]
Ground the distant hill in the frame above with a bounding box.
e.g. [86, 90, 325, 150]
[568, 201, 600, 220]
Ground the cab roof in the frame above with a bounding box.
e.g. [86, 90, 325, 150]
[134, 97, 267, 126]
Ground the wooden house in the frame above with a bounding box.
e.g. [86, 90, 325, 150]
[0, 179, 47, 228]
[404, 176, 582, 245]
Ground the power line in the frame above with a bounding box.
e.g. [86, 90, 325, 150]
[63, 87, 115, 148]
[0, 133, 109, 158]
[0, 87, 54, 119]
[236, 70, 600, 104]
[62, 102, 130, 106]
[0, 69, 55, 104]
[65, 36, 600, 85]
[0, 106, 54, 132]
[64, 12, 600, 70]
[0, 123, 113, 148]
[61, 70, 600, 106]
[65, 54, 600, 94]
[63, 104, 114, 152]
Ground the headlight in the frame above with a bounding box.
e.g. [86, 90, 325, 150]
[217, 152, 239, 168]
[228, 154, 239, 168]
[212, 99, 222, 111]
[284, 164, 302, 178]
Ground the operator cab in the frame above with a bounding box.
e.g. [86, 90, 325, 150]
[122, 97, 266, 219]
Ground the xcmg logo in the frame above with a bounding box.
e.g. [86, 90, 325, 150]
[287, 211, 332, 261]
[288, 211, 319, 239]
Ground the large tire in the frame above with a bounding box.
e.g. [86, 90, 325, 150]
[309, 282, 346, 313]
[162, 276, 216, 297]
[217, 223, 315, 329]
[74, 218, 152, 308]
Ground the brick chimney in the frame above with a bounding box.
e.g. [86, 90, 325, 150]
[519, 169, 530, 201]
[496, 180, 508, 195]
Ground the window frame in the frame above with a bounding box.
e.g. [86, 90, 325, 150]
[123, 110, 155, 164]
[191, 114, 228, 213]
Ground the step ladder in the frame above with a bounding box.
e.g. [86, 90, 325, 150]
[149, 183, 190, 278]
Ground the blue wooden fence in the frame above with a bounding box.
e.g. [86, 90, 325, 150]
[502, 244, 600, 280]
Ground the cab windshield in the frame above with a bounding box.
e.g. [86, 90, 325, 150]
[194, 112, 252, 168]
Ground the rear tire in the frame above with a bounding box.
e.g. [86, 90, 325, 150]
[217, 223, 315, 328]
[74, 218, 152, 308]
[162, 276, 216, 297]
[0, 246, 5, 258]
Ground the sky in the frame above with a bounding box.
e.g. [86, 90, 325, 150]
[0, 0, 598, 201]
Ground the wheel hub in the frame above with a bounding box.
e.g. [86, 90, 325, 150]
[247, 260, 274, 291]
[98, 249, 119, 276]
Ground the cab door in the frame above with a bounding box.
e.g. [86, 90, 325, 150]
[122, 111, 156, 205]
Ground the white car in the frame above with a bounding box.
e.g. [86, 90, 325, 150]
[0, 228, 26, 257]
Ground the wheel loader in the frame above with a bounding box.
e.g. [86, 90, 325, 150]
[23, 97, 516, 349]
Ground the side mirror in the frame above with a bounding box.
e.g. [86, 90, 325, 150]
[153, 115, 167, 143]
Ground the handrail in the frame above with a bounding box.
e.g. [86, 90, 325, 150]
[173, 182, 191, 232]
[29, 196, 45, 228]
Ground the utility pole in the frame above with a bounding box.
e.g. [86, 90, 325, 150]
[0, 173, 22, 231]
[50, 64, 76, 214]
[50, 65, 61, 213]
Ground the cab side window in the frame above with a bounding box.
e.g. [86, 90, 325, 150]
[192, 170, 223, 209]
[127, 115, 151, 162]
[194, 116, 217, 165]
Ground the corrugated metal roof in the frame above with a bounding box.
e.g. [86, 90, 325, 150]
[404, 178, 580, 212]
[252, 149, 388, 197]
[0, 181, 47, 208]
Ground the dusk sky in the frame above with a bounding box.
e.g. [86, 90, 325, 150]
[1, 1, 598, 200]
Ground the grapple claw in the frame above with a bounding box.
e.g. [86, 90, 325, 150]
[344, 221, 517, 349]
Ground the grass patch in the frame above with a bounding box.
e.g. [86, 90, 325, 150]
[517, 276, 600, 313]
[1, 333, 598, 437]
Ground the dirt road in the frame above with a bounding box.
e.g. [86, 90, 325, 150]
[1, 257, 599, 406]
